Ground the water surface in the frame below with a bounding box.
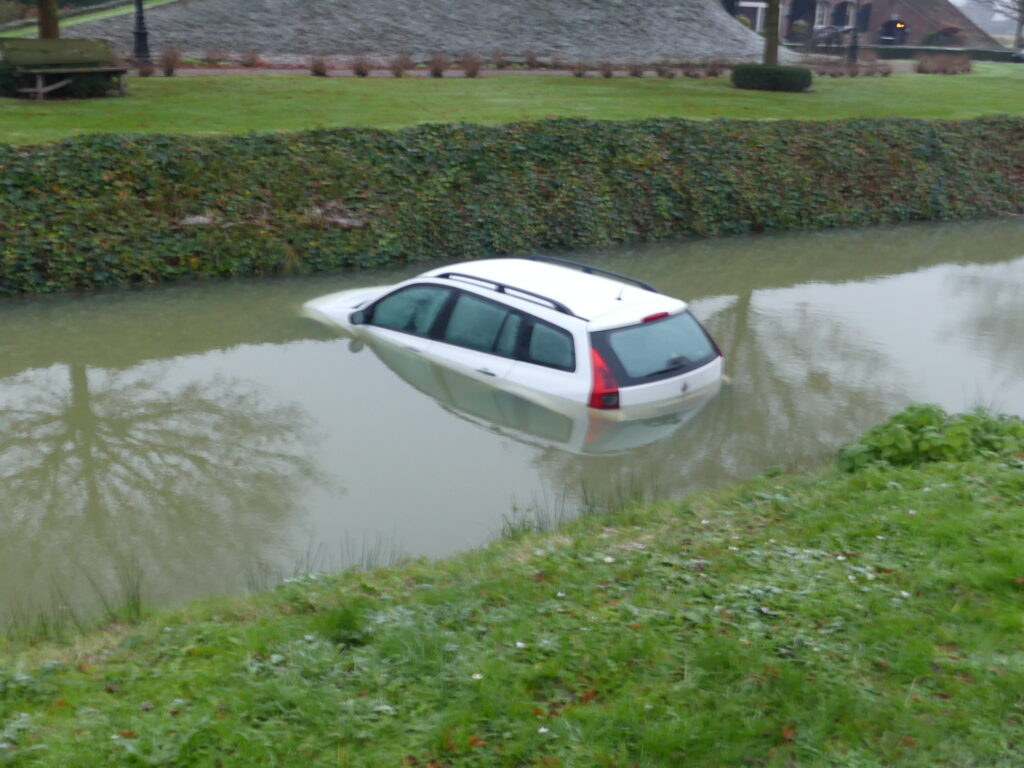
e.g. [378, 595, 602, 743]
[2, 218, 1023, 622]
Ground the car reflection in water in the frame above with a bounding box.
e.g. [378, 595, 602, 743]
[346, 335, 721, 456]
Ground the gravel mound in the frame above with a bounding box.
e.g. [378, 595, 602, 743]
[68, 0, 770, 63]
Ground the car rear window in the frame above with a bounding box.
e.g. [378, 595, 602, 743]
[593, 311, 717, 384]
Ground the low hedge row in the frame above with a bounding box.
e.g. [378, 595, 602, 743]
[3, 117, 1024, 295]
[862, 45, 1018, 62]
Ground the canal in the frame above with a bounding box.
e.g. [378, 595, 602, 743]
[2, 217, 1023, 623]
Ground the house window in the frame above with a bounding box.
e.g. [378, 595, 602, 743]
[815, 1, 830, 27]
[737, 0, 767, 30]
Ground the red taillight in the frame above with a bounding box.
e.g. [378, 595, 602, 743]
[589, 348, 619, 410]
[643, 312, 669, 323]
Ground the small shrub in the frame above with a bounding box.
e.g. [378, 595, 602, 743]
[655, 59, 676, 78]
[731, 63, 812, 92]
[352, 55, 373, 77]
[136, 60, 154, 78]
[599, 61, 614, 78]
[490, 51, 508, 69]
[428, 52, 450, 77]
[915, 52, 971, 74]
[159, 47, 181, 76]
[628, 62, 646, 77]
[838, 404, 1024, 471]
[239, 50, 263, 68]
[309, 56, 329, 77]
[551, 57, 569, 71]
[523, 50, 539, 69]
[202, 49, 224, 66]
[705, 59, 728, 77]
[571, 60, 588, 77]
[460, 51, 481, 77]
[390, 53, 413, 77]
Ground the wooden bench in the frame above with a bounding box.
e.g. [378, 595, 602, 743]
[0, 38, 127, 100]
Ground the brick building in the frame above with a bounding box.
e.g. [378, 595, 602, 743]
[723, 0, 1003, 49]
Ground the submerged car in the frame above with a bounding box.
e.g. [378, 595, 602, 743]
[302, 256, 724, 418]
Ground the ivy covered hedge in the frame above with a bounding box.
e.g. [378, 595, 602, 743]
[3, 117, 1024, 295]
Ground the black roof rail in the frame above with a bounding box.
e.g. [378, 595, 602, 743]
[526, 254, 659, 293]
[437, 272, 581, 318]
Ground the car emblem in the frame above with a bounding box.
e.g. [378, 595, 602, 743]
[680, 381, 689, 394]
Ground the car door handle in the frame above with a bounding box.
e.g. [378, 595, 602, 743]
[476, 368, 496, 377]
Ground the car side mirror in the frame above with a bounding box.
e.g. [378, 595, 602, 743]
[350, 310, 367, 325]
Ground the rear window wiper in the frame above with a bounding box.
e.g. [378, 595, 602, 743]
[645, 355, 690, 377]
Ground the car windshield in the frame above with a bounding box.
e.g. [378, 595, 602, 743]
[599, 311, 717, 381]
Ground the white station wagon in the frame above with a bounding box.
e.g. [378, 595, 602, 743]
[303, 256, 724, 418]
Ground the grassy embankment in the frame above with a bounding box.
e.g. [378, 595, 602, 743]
[1, 405, 1023, 766]
[2, 63, 1024, 145]
[0, 0, 180, 39]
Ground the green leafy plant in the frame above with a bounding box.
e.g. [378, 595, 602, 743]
[838, 404, 1024, 471]
[3, 117, 1024, 295]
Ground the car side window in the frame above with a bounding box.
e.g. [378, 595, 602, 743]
[526, 322, 575, 371]
[370, 285, 452, 337]
[443, 293, 513, 353]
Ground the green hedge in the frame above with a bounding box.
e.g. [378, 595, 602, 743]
[862, 45, 1018, 62]
[731, 64, 812, 91]
[3, 117, 1024, 295]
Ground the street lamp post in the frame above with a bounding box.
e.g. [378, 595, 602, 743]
[133, 0, 151, 64]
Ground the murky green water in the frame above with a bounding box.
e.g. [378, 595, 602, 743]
[3, 218, 1024, 623]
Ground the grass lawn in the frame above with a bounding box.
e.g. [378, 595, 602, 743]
[2, 63, 1024, 145]
[1, 408, 1023, 766]
[0, 0, 180, 39]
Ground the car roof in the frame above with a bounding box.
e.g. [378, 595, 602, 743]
[418, 258, 685, 327]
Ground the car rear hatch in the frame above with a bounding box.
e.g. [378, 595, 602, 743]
[588, 309, 723, 409]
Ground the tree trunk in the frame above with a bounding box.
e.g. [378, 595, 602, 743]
[37, 0, 60, 39]
[764, 0, 780, 66]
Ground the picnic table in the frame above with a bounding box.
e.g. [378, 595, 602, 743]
[0, 38, 127, 99]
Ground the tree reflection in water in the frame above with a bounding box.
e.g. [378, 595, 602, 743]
[944, 257, 1024, 384]
[0, 360, 326, 623]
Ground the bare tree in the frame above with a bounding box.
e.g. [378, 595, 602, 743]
[36, 0, 59, 39]
[972, 0, 1024, 48]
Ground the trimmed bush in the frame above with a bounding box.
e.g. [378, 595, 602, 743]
[731, 63, 812, 91]
[2, 117, 1024, 295]
[0, 60, 17, 97]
